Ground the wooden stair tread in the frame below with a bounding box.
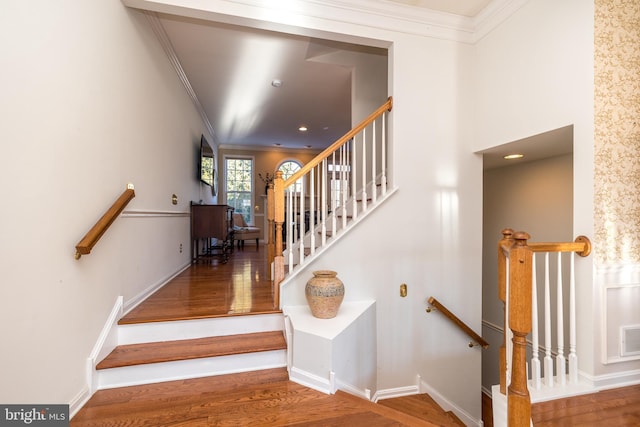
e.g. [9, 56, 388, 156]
[378, 393, 465, 426]
[96, 331, 286, 370]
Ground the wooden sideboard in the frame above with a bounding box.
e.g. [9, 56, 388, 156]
[190, 203, 234, 263]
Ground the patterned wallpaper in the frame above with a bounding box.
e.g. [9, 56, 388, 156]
[594, 0, 640, 264]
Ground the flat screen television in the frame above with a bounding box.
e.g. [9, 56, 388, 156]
[199, 135, 214, 187]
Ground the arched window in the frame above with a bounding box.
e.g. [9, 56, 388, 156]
[278, 160, 303, 193]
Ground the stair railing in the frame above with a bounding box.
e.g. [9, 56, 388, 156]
[270, 97, 393, 306]
[426, 296, 489, 349]
[497, 229, 591, 427]
[75, 185, 136, 259]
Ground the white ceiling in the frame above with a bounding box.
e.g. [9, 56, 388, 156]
[480, 126, 574, 170]
[158, 14, 379, 151]
[147, 0, 571, 169]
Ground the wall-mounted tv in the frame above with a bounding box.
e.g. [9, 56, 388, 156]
[199, 135, 214, 187]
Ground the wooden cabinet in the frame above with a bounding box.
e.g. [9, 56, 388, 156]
[190, 203, 234, 263]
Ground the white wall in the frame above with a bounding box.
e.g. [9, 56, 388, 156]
[472, 0, 598, 380]
[0, 0, 214, 405]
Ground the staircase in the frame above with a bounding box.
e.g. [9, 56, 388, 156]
[88, 306, 463, 425]
[83, 98, 427, 422]
[270, 97, 393, 296]
[379, 394, 466, 426]
[94, 313, 287, 389]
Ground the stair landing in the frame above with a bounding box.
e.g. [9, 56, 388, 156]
[74, 368, 442, 426]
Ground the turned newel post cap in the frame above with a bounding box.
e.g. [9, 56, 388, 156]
[513, 231, 530, 244]
[501, 228, 514, 239]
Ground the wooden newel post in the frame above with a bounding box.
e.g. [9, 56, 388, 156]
[508, 231, 532, 427]
[267, 182, 275, 279]
[273, 171, 285, 308]
[498, 228, 514, 395]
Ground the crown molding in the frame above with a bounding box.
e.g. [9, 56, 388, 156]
[125, 0, 529, 44]
[144, 11, 217, 142]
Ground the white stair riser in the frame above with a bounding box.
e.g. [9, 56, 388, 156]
[118, 314, 284, 345]
[96, 349, 287, 390]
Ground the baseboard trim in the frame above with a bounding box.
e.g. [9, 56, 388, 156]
[289, 367, 334, 394]
[420, 378, 480, 427]
[372, 384, 419, 403]
[583, 367, 640, 391]
[69, 385, 91, 420]
[87, 296, 124, 393]
[123, 261, 191, 315]
[335, 379, 372, 401]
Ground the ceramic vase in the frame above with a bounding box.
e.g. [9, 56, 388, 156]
[305, 270, 345, 319]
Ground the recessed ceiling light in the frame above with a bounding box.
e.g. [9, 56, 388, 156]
[298, 125, 308, 132]
[504, 154, 524, 160]
[271, 79, 282, 88]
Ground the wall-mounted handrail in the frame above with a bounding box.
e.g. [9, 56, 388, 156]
[426, 296, 489, 349]
[75, 186, 135, 259]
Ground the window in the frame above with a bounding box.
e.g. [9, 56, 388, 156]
[328, 163, 350, 208]
[225, 157, 254, 223]
[278, 160, 302, 193]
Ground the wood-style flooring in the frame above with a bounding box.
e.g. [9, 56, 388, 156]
[120, 245, 278, 324]
[531, 383, 640, 426]
[71, 368, 441, 427]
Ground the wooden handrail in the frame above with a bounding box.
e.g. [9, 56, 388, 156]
[426, 296, 489, 349]
[283, 97, 393, 187]
[528, 235, 591, 256]
[75, 186, 135, 259]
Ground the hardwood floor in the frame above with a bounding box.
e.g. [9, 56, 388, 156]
[71, 369, 440, 427]
[531, 384, 640, 426]
[120, 245, 279, 324]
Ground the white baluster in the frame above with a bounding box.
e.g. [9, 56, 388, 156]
[320, 162, 326, 246]
[287, 191, 293, 268]
[381, 114, 387, 196]
[544, 252, 554, 388]
[309, 166, 315, 256]
[556, 252, 566, 386]
[299, 173, 306, 265]
[372, 119, 377, 204]
[361, 127, 367, 212]
[351, 136, 358, 220]
[341, 144, 347, 231]
[569, 252, 578, 383]
[531, 253, 541, 390]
